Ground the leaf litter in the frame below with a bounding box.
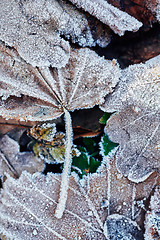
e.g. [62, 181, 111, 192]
[100, 55, 160, 183]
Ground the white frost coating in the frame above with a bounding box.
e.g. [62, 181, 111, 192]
[131, 184, 136, 220]
[55, 109, 73, 219]
[128, 171, 154, 183]
[68, 0, 142, 35]
[0, 171, 107, 239]
[156, 0, 160, 21]
[145, 187, 160, 239]
[101, 54, 160, 113]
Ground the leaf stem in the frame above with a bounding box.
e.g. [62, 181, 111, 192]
[55, 108, 73, 218]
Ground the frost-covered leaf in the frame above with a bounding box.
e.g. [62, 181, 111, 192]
[107, 0, 160, 26]
[0, 41, 120, 121]
[101, 55, 160, 113]
[100, 55, 160, 183]
[104, 214, 143, 240]
[0, 0, 111, 68]
[68, 0, 142, 36]
[0, 171, 107, 240]
[0, 154, 159, 239]
[29, 123, 80, 163]
[0, 135, 44, 179]
[144, 186, 160, 240]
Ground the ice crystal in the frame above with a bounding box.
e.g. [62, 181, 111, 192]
[0, 0, 111, 68]
[0, 42, 120, 121]
[68, 0, 142, 36]
[0, 135, 44, 179]
[101, 55, 160, 183]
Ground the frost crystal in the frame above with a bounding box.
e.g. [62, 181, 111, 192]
[104, 214, 143, 240]
[0, 42, 120, 121]
[68, 0, 143, 35]
[145, 186, 160, 239]
[0, 135, 44, 179]
[101, 55, 160, 183]
[0, 0, 111, 68]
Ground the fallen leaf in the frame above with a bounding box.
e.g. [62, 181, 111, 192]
[0, 171, 107, 240]
[0, 41, 120, 122]
[0, 40, 120, 218]
[68, 0, 142, 35]
[100, 55, 160, 182]
[0, 0, 111, 68]
[144, 186, 160, 239]
[107, 0, 160, 27]
[98, 146, 160, 228]
[1, 153, 159, 239]
[0, 135, 44, 179]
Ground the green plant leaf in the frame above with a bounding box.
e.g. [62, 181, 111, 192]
[72, 146, 100, 177]
[99, 112, 112, 125]
[101, 134, 119, 156]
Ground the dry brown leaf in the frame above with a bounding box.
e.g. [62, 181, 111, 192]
[68, 0, 142, 35]
[0, 38, 120, 218]
[0, 168, 144, 239]
[0, 135, 44, 179]
[144, 186, 160, 239]
[0, 0, 111, 68]
[100, 55, 160, 183]
[0, 155, 159, 239]
[107, 0, 160, 26]
[0, 41, 120, 122]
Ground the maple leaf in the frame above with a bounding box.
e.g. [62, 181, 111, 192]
[0, 135, 44, 180]
[145, 186, 160, 239]
[0, 0, 111, 68]
[68, 0, 142, 36]
[100, 55, 160, 183]
[0, 41, 120, 218]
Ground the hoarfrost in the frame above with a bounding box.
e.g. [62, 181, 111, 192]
[0, 0, 111, 68]
[0, 135, 44, 179]
[145, 186, 160, 239]
[104, 214, 143, 240]
[0, 157, 159, 238]
[0, 171, 106, 239]
[0, 42, 120, 121]
[68, 0, 142, 36]
[101, 55, 160, 113]
[100, 55, 160, 182]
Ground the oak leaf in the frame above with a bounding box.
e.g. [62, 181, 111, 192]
[100, 55, 160, 183]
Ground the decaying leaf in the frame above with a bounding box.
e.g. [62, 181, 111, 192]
[68, 0, 142, 36]
[0, 41, 120, 122]
[144, 186, 160, 239]
[0, 40, 120, 218]
[0, 171, 107, 240]
[1, 153, 159, 239]
[100, 55, 160, 183]
[98, 144, 160, 228]
[0, 0, 111, 68]
[29, 123, 80, 163]
[0, 135, 44, 179]
[101, 55, 160, 113]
